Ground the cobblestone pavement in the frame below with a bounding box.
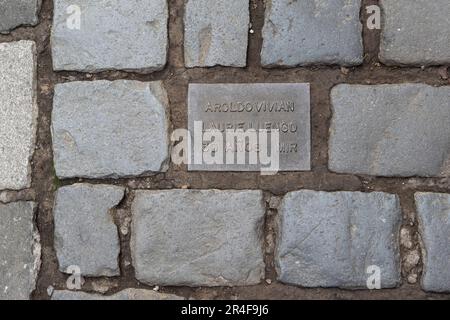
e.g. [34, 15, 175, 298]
[0, 0, 449, 300]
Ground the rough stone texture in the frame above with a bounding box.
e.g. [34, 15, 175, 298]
[51, 289, 184, 300]
[0, 41, 37, 190]
[52, 80, 169, 179]
[277, 191, 401, 288]
[0, 0, 41, 33]
[0, 202, 40, 300]
[51, 0, 168, 72]
[131, 190, 265, 287]
[261, 0, 363, 67]
[380, 0, 450, 66]
[329, 84, 450, 177]
[188, 83, 311, 171]
[184, 0, 249, 67]
[54, 184, 124, 277]
[415, 192, 450, 292]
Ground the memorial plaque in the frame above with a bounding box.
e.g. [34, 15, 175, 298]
[188, 83, 310, 172]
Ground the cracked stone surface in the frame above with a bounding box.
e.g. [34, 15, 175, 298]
[131, 190, 265, 287]
[415, 192, 450, 292]
[0, 41, 37, 191]
[329, 84, 450, 177]
[52, 80, 169, 179]
[380, 0, 450, 66]
[261, 0, 363, 67]
[51, 0, 168, 72]
[54, 184, 124, 277]
[0, 0, 41, 33]
[276, 190, 401, 288]
[184, 0, 249, 67]
[0, 201, 40, 300]
[51, 289, 184, 300]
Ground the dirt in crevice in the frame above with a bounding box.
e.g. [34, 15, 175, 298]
[0, 0, 449, 300]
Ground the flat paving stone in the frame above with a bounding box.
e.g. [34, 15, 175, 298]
[0, 201, 40, 300]
[380, 0, 450, 66]
[184, 0, 249, 67]
[188, 83, 311, 172]
[0, 0, 41, 33]
[54, 184, 124, 277]
[415, 192, 450, 292]
[51, 289, 184, 300]
[329, 84, 450, 177]
[276, 191, 401, 288]
[131, 189, 265, 287]
[261, 0, 363, 67]
[52, 0, 168, 72]
[0, 41, 37, 190]
[52, 80, 169, 179]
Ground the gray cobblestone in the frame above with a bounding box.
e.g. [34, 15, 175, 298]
[276, 190, 401, 288]
[51, 0, 168, 72]
[54, 184, 124, 277]
[330, 84, 450, 177]
[52, 80, 169, 179]
[184, 0, 249, 67]
[0, 0, 41, 33]
[51, 289, 184, 300]
[380, 0, 450, 66]
[261, 0, 363, 67]
[0, 201, 40, 300]
[131, 190, 265, 287]
[415, 192, 450, 292]
[0, 41, 37, 190]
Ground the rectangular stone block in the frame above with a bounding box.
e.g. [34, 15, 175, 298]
[415, 192, 450, 292]
[54, 184, 124, 277]
[277, 190, 401, 288]
[330, 84, 450, 177]
[131, 190, 265, 287]
[380, 0, 450, 66]
[51, 0, 168, 72]
[261, 0, 363, 67]
[52, 80, 169, 179]
[187, 83, 311, 172]
[51, 289, 184, 300]
[184, 0, 249, 67]
[0, 201, 40, 300]
[0, 0, 41, 33]
[0, 41, 37, 190]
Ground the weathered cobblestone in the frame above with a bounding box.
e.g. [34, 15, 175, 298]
[380, 0, 450, 66]
[0, 41, 37, 190]
[0, 201, 40, 300]
[52, 0, 168, 72]
[276, 191, 401, 288]
[52, 80, 169, 179]
[415, 192, 450, 292]
[184, 0, 249, 67]
[330, 84, 450, 177]
[0, 0, 41, 33]
[54, 184, 124, 277]
[261, 0, 363, 67]
[51, 289, 184, 300]
[131, 190, 265, 287]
